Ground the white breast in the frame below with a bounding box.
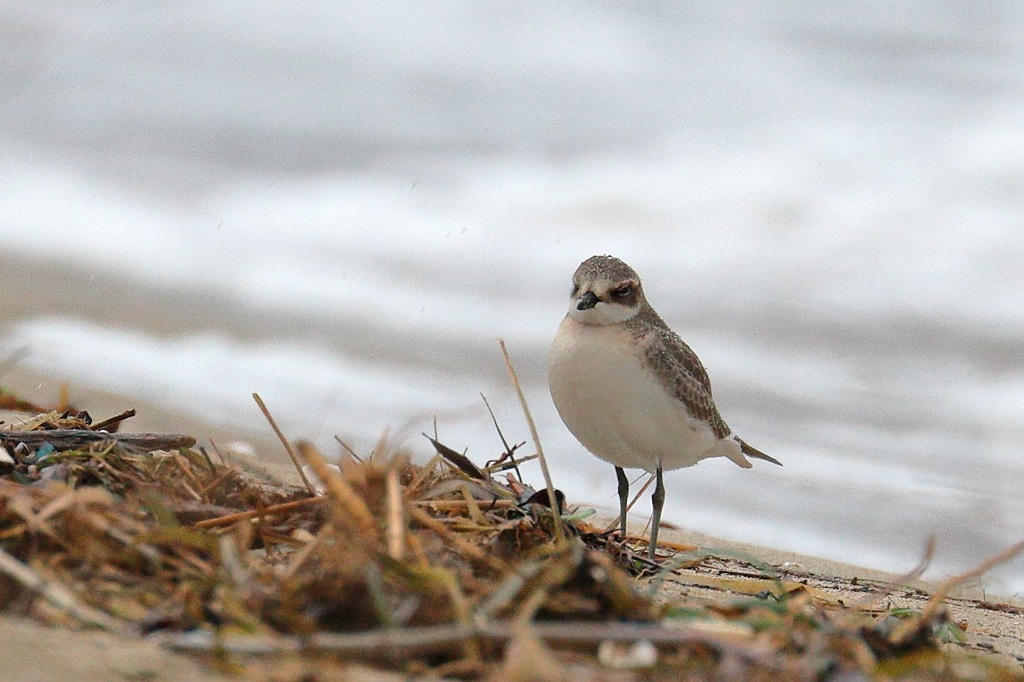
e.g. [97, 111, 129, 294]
[547, 316, 729, 472]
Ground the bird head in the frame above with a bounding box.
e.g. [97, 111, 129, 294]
[566, 255, 645, 325]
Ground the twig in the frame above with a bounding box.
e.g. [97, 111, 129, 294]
[0, 430, 195, 452]
[413, 499, 516, 511]
[856, 535, 935, 608]
[0, 546, 126, 633]
[159, 620, 776, 666]
[887, 537, 1024, 648]
[207, 438, 228, 467]
[191, 495, 327, 529]
[386, 467, 404, 561]
[89, 409, 136, 432]
[251, 393, 316, 496]
[481, 393, 523, 482]
[196, 469, 234, 497]
[334, 436, 363, 463]
[196, 446, 217, 474]
[498, 339, 564, 543]
[920, 537, 1024, 624]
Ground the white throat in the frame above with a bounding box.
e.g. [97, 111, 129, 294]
[567, 300, 640, 326]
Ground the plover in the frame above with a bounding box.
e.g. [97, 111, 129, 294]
[547, 255, 780, 559]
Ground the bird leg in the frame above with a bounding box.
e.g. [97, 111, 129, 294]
[649, 466, 665, 560]
[615, 466, 629, 539]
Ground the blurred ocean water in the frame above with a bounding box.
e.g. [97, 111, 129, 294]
[1, 2, 1023, 591]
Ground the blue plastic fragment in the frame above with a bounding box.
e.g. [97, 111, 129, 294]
[32, 442, 56, 465]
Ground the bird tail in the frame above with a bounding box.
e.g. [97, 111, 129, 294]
[738, 437, 782, 466]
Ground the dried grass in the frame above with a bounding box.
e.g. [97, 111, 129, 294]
[0, 394, 1021, 680]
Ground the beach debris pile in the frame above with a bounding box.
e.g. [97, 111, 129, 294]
[0, 391, 1018, 680]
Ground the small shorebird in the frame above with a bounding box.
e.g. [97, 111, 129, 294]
[547, 255, 780, 559]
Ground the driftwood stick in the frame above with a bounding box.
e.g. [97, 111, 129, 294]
[158, 620, 774, 665]
[0, 430, 195, 452]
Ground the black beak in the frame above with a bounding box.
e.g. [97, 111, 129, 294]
[576, 291, 599, 311]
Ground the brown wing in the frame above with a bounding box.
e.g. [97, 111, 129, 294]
[629, 310, 782, 466]
[631, 315, 732, 440]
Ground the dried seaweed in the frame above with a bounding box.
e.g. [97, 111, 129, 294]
[0, 397, 1021, 681]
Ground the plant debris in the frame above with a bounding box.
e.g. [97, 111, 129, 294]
[0, 395, 1022, 680]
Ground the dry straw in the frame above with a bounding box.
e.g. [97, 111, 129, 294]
[0, 380, 1021, 680]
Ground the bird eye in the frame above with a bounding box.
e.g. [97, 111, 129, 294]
[612, 283, 632, 298]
